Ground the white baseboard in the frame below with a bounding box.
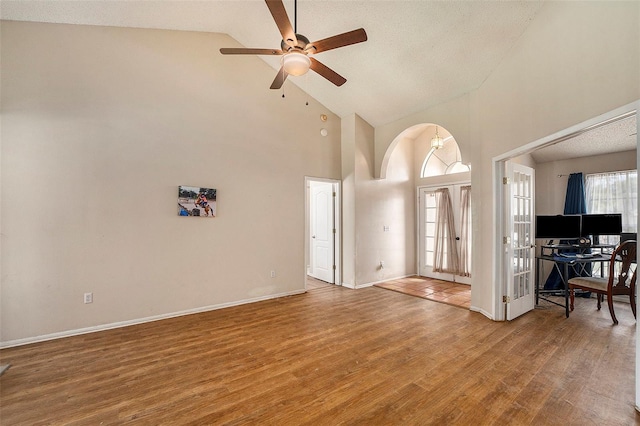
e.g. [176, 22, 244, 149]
[0, 289, 306, 349]
[355, 282, 375, 289]
[358, 274, 413, 289]
[338, 275, 425, 289]
[341, 274, 414, 290]
[470, 305, 495, 320]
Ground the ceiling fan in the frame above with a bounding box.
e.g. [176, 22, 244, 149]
[220, 0, 367, 89]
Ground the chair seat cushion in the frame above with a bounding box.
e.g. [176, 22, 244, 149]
[568, 276, 608, 292]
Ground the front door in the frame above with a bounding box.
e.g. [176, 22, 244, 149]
[418, 183, 471, 284]
[505, 162, 535, 320]
[309, 181, 335, 283]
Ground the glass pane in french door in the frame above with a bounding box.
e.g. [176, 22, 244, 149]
[512, 170, 532, 300]
[424, 192, 437, 268]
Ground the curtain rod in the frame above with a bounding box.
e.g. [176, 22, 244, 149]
[558, 169, 636, 178]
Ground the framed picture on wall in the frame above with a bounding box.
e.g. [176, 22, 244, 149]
[178, 186, 217, 217]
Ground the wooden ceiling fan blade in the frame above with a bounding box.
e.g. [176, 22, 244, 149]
[220, 48, 283, 55]
[309, 58, 346, 87]
[270, 66, 289, 89]
[306, 28, 367, 54]
[265, 0, 297, 47]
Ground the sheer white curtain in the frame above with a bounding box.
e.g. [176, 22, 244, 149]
[585, 170, 637, 259]
[433, 188, 460, 274]
[459, 185, 472, 277]
[585, 170, 637, 233]
[584, 170, 638, 250]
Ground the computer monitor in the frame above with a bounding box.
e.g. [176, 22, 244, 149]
[535, 215, 582, 239]
[580, 214, 623, 236]
[620, 232, 636, 243]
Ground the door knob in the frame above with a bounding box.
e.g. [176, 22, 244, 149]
[312, 235, 316, 239]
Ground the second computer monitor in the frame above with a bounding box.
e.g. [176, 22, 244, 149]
[580, 213, 622, 237]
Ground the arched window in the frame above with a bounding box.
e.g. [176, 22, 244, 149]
[420, 130, 470, 178]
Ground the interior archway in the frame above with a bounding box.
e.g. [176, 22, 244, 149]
[379, 123, 431, 179]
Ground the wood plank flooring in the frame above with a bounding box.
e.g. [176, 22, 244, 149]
[306, 275, 332, 290]
[1, 284, 638, 425]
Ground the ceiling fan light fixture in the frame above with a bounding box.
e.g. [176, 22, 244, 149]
[431, 126, 444, 149]
[282, 51, 311, 76]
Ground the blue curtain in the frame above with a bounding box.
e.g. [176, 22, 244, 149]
[564, 173, 587, 215]
[544, 173, 588, 290]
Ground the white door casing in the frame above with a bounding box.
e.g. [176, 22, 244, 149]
[309, 181, 335, 283]
[505, 162, 536, 320]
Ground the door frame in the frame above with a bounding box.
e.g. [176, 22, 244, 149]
[492, 101, 638, 321]
[305, 177, 341, 288]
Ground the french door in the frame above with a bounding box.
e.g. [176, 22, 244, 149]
[418, 183, 471, 284]
[505, 162, 535, 320]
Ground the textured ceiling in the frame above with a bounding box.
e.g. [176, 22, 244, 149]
[531, 114, 637, 164]
[2, 1, 635, 161]
[0, 0, 545, 128]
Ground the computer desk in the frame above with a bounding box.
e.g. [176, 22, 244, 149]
[535, 244, 614, 317]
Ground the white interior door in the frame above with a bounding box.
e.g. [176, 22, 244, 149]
[418, 183, 471, 284]
[309, 181, 335, 283]
[505, 162, 535, 320]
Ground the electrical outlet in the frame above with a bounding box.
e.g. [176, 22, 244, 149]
[84, 292, 93, 304]
[380, 261, 385, 269]
[270, 270, 276, 278]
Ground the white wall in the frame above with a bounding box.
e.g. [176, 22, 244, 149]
[510, 153, 536, 169]
[0, 22, 342, 344]
[341, 114, 416, 287]
[355, 121, 414, 285]
[341, 115, 357, 287]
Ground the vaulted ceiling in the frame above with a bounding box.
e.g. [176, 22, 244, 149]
[0, 0, 545, 128]
[4, 1, 635, 161]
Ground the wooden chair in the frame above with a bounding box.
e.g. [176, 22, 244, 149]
[568, 240, 636, 325]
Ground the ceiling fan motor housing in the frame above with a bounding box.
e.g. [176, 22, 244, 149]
[281, 34, 312, 53]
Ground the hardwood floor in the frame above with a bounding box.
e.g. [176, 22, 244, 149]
[1, 284, 638, 425]
[306, 275, 333, 290]
[375, 276, 471, 309]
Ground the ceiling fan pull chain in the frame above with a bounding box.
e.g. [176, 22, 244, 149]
[282, 67, 286, 98]
[305, 72, 309, 106]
